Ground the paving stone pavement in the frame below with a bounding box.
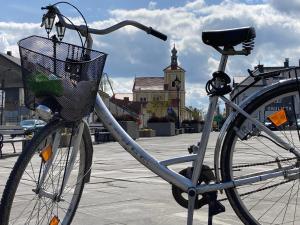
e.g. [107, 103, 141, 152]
[0, 133, 245, 225]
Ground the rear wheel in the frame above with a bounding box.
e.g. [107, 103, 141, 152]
[221, 80, 300, 224]
[0, 119, 89, 225]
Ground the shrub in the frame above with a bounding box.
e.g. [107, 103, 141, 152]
[182, 119, 204, 124]
[114, 114, 137, 122]
[148, 116, 175, 123]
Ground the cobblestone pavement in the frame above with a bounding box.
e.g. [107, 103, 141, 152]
[0, 133, 245, 225]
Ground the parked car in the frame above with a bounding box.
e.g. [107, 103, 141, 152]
[20, 119, 46, 134]
[264, 121, 276, 130]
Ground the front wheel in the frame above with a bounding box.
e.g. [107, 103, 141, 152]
[0, 119, 89, 225]
[221, 80, 300, 225]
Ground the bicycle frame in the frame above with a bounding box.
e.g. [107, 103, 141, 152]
[92, 77, 300, 225]
[39, 4, 300, 224]
[92, 54, 300, 195]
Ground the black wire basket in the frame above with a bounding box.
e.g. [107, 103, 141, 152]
[18, 35, 107, 121]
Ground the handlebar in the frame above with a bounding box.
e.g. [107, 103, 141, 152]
[41, 4, 167, 41]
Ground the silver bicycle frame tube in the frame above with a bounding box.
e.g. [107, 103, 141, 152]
[94, 95, 193, 192]
[196, 166, 300, 194]
[191, 55, 228, 185]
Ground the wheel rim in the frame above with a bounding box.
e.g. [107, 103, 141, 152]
[7, 126, 86, 225]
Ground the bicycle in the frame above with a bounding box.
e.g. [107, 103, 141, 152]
[1, 2, 300, 225]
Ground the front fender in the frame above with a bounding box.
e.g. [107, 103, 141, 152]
[82, 119, 94, 183]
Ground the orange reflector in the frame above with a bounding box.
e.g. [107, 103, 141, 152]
[49, 216, 60, 225]
[267, 108, 288, 127]
[40, 145, 52, 162]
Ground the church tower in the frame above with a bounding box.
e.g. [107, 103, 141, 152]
[171, 45, 178, 70]
[163, 45, 186, 121]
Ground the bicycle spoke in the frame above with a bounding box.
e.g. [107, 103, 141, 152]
[293, 180, 300, 225]
[257, 182, 296, 222]
[281, 180, 296, 224]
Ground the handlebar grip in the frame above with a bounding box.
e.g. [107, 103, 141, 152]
[147, 27, 167, 41]
[41, 6, 51, 10]
[41, 5, 55, 10]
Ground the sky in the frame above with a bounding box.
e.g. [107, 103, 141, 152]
[1, 0, 300, 110]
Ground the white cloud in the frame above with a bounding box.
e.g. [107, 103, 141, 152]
[185, 82, 208, 109]
[110, 77, 134, 93]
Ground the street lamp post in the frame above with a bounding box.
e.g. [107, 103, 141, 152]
[173, 76, 181, 129]
[0, 68, 11, 125]
[1, 79, 4, 125]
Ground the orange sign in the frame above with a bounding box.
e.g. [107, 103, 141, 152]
[40, 145, 53, 162]
[267, 108, 288, 127]
[49, 216, 60, 225]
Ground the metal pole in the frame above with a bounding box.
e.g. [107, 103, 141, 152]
[177, 87, 180, 129]
[1, 79, 4, 125]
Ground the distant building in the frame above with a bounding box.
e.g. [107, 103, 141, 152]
[230, 58, 300, 123]
[131, 45, 192, 125]
[0, 51, 30, 124]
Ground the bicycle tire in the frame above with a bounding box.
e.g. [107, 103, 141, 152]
[221, 80, 300, 225]
[0, 119, 90, 225]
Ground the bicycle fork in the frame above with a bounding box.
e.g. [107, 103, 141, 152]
[34, 122, 84, 201]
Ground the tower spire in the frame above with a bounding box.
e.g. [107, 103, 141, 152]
[171, 44, 178, 70]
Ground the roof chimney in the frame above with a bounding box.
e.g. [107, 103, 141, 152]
[284, 58, 289, 68]
[6, 51, 12, 56]
[257, 64, 264, 73]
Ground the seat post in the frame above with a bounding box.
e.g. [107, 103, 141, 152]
[218, 54, 228, 72]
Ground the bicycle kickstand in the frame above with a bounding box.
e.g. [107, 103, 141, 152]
[207, 192, 225, 225]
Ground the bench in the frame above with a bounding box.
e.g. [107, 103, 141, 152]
[0, 125, 25, 137]
[0, 134, 31, 158]
[89, 123, 112, 143]
[0, 125, 30, 158]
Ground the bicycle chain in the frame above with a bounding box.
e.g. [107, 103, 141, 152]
[218, 179, 293, 202]
[200, 157, 298, 202]
[231, 156, 298, 169]
[200, 156, 297, 173]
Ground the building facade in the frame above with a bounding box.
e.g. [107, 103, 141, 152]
[230, 59, 300, 123]
[132, 46, 192, 125]
[0, 51, 30, 124]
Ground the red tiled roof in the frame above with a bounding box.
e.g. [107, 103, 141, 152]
[114, 93, 133, 101]
[133, 77, 164, 91]
[110, 97, 143, 114]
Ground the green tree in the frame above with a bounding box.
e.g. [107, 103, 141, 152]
[188, 106, 203, 121]
[146, 100, 170, 118]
